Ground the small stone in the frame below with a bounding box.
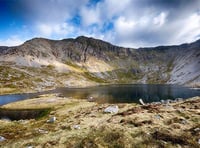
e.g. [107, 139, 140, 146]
[164, 99, 172, 104]
[154, 115, 161, 120]
[151, 102, 161, 105]
[139, 99, 145, 105]
[194, 128, 200, 131]
[47, 117, 56, 123]
[180, 119, 187, 124]
[73, 125, 80, 130]
[175, 98, 183, 102]
[198, 139, 200, 144]
[160, 100, 165, 104]
[0, 136, 5, 142]
[164, 104, 174, 110]
[104, 105, 119, 114]
[177, 108, 184, 112]
[38, 129, 48, 134]
[87, 96, 95, 102]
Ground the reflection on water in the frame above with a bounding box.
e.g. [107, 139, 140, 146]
[0, 93, 40, 106]
[0, 84, 200, 105]
[56, 84, 200, 103]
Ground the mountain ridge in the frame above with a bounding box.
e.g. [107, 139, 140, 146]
[0, 36, 199, 94]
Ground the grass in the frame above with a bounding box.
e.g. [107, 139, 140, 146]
[0, 96, 199, 147]
[74, 127, 126, 148]
[46, 64, 55, 69]
[65, 60, 83, 70]
[0, 108, 51, 120]
[83, 72, 107, 83]
[152, 130, 199, 147]
[0, 87, 19, 95]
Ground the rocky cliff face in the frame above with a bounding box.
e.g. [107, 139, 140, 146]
[0, 36, 199, 93]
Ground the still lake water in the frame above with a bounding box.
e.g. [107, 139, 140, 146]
[0, 84, 200, 105]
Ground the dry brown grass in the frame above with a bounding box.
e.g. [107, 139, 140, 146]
[0, 96, 199, 147]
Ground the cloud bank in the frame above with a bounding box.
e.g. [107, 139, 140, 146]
[0, 0, 200, 47]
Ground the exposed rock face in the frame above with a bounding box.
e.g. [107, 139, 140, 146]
[0, 36, 199, 92]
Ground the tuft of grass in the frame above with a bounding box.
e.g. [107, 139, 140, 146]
[152, 130, 199, 147]
[0, 108, 51, 120]
[74, 127, 126, 148]
[46, 64, 55, 69]
[65, 60, 83, 70]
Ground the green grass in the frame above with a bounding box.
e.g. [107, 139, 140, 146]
[83, 72, 107, 83]
[46, 64, 55, 69]
[0, 108, 51, 120]
[65, 60, 84, 70]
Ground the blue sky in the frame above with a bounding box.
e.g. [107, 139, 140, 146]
[0, 0, 200, 47]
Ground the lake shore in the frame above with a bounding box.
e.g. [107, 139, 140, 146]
[0, 94, 200, 147]
[1, 82, 199, 96]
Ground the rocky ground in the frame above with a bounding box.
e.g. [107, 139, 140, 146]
[0, 94, 199, 148]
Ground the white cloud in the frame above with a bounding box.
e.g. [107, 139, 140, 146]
[175, 13, 200, 43]
[37, 22, 75, 37]
[0, 36, 25, 46]
[115, 17, 135, 37]
[103, 0, 131, 19]
[37, 24, 52, 37]
[153, 12, 168, 27]
[1, 0, 200, 47]
[81, 7, 100, 26]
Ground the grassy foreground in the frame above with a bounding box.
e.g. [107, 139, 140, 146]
[0, 94, 199, 148]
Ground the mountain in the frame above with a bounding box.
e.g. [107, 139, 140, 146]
[0, 36, 200, 94]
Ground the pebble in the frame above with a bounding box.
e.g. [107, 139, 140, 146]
[180, 119, 187, 124]
[198, 139, 200, 144]
[47, 116, 56, 123]
[139, 99, 145, 105]
[164, 104, 174, 110]
[194, 128, 200, 132]
[175, 98, 183, 102]
[0, 136, 5, 142]
[73, 125, 81, 130]
[151, 102, 161, 105]
[154, 115, 161, 120]
[160, 100, 165, 104]
[87, 96, 95, 102]
[38, 129, 48, 134]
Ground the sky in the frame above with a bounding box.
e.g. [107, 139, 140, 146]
[0, 0, 200, 48]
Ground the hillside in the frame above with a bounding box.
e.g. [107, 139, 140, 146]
[0, 36, 200, 94]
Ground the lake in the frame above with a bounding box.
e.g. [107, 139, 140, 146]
[0, 84, 200, 105]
